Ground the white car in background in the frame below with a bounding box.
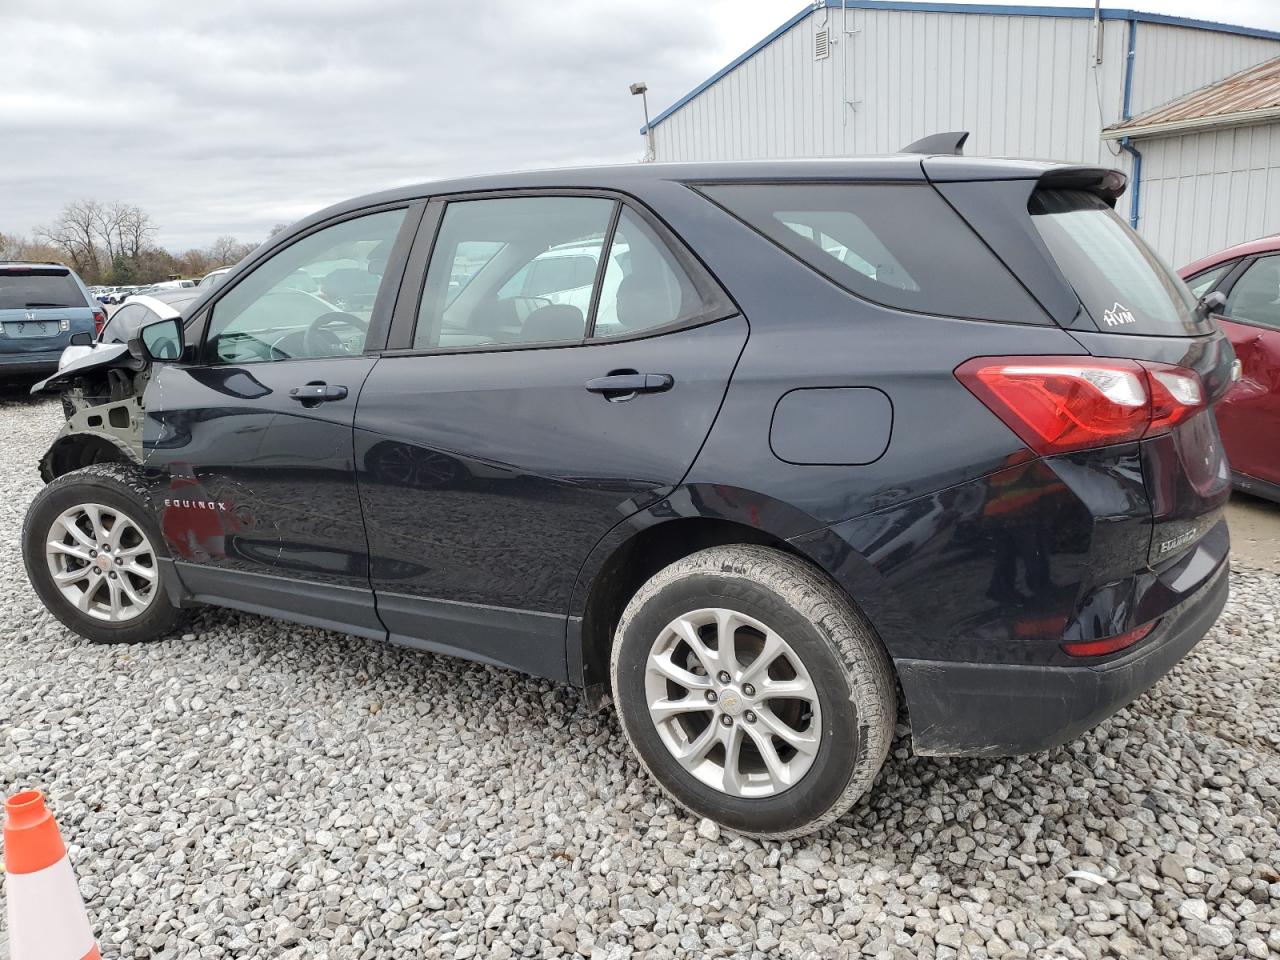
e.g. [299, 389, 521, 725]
[199, 267, 233, 288]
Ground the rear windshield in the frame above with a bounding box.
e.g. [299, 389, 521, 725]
[1029, 190, 1206, 336]
[0, 269, 86, 310]
[700, 182, 1046, 323]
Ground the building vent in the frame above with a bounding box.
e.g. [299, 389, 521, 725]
[814, 28, 830, 60]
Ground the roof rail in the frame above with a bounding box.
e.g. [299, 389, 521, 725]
[900, 131, 969, 155]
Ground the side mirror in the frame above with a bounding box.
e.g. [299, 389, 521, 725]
[68, 332, 93, 347]
[1196, 290, 1227, 321]
[129, 316, 184, 363]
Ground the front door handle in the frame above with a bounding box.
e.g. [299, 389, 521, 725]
[289, 382, 348, 405]
[585, 371, 674, 400]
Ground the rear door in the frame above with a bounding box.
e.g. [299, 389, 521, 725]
[1213, 254, 1280, 487]
[355, 193, 745, 679]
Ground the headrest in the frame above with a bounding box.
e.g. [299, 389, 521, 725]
[522, 303, 585, 342]
[615, 274, 676, 330]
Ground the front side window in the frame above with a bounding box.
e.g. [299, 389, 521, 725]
[205, 208, 406, 364]
[701, 182, 1039, 322]
[1224, 255, 1280, 330]
[415, 197, 613, 350]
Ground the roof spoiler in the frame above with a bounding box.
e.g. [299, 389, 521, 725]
[1036, 166, 1128, 206]
[900, 131, 969, 155]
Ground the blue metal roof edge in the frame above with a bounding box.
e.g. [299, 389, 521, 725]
[828, 2, 1280, 40]
[643, 1, 1280, 133]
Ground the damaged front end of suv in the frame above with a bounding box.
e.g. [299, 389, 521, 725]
[31, 300, 185, 481]
[32, 342, 153, 481]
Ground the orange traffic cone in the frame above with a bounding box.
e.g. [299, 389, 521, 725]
[3, 790, 100, 960]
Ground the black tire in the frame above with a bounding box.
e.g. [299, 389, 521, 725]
[22, 463, 186, 644]
[610, 544, 895, 839]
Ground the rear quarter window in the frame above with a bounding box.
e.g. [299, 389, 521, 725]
[1029, 190, 1207, 336]
[0, 269, 87, 310]
[699, 182, 1046, 323]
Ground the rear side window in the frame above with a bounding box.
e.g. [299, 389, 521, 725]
[700, 182, 1043, 322]
[0, 269, 86, 310]
[593, 208, 707, 338]
[1030, 190, 1206, 336]
[415, 196, 614, 349]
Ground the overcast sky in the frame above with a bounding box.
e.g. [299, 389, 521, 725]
[4, 0, 1279, 251]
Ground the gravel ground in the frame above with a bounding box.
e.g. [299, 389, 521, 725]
[1, 389, 1278, 960]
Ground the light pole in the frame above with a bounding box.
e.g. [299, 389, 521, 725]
[630, 81, 655, 162]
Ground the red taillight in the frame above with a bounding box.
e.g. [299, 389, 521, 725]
[1146, 363, 1204, 431]
[92, 309, 106, 338]
[955, 356, 1205, 455]
[1062, 620, 1158, 658]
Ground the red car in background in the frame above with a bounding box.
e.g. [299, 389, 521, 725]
[1180, 237, 1280, 503]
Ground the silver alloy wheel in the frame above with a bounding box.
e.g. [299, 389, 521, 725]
[44, 502, 159, 623]
[644, 607, 822, 798]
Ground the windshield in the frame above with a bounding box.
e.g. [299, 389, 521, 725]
[0, 269, 86, 310]
[1030, 190, 1206, 336]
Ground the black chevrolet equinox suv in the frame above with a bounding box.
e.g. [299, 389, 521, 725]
[23, 141, 1233, 837]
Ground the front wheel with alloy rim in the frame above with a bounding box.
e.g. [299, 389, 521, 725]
[23, 464, 186, 644]
[611, 544, 896, 839]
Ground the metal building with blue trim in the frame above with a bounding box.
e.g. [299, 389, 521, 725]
[643, 1, 1280, 266]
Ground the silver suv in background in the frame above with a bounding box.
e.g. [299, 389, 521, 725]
[0, 263, 104, 375]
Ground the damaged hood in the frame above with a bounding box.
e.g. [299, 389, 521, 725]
[31, 342, 137, 395]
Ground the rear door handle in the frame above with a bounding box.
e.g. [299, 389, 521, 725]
[585, 372, 674, 399]
[289, 382, 348, 404]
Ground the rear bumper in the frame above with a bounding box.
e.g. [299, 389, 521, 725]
[898, 557, 1229, 756]
[0, 350, 63, 375]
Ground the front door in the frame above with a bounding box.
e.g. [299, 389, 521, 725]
[354, 195, 746, 678]
[142, 207, 412, 635]
[1216, 254, 1280, 487]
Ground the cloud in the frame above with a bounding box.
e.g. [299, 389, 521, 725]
[1, 0, 751, 249]
[4, 0, 1277, 251]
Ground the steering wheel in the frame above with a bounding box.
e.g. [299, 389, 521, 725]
[302, 312, 368, 358]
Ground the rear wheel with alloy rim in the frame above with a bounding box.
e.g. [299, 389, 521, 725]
[24, 464, 186, 644]
[612, 544, 896, 839]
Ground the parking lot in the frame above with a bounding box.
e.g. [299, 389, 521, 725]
[0, 387, 1276, 959]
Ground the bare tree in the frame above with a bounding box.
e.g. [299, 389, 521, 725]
[36, 200, 103, 278]
[114, 203, 155, 260]
[0, 231, 24, 260]
[208, 235, 254, 266]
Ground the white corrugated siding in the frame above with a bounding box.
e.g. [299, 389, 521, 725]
[1129, 23, 1280, 118]
[1139, 123, 1280, 268]
[650, 8, 1132, 163]
[647, 7, 1280, 263]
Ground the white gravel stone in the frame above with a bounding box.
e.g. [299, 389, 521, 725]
[0, 394, 1278, 959]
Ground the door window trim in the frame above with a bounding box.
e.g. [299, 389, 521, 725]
[381, 188, 738, 356]
[189, 200, 425, 366]
[1184, 258, 1239, 299]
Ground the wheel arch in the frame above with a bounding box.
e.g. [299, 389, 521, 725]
[39, 432, 141, 483]
[567, 483, 885, 704]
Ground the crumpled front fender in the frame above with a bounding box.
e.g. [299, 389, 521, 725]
[30, 342, 140, 395]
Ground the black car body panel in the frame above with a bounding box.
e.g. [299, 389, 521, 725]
[30, 154, 1231, 756]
